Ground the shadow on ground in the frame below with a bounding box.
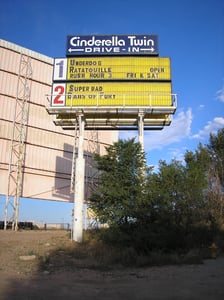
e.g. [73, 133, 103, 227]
[2, 253, 224, 300]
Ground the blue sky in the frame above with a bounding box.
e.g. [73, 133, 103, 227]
[1, 0, 224, 224]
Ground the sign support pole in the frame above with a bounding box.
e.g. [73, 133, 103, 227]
[138, 111, 144, 151]
[73, 114, 85, 242]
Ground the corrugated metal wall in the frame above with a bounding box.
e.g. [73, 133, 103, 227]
[0, 39, 118, 202]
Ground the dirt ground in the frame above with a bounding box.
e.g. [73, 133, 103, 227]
[0, 230, 224, 300]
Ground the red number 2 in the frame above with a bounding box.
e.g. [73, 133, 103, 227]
[52, 84, 65, 105]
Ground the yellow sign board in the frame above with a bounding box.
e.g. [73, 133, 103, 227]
[67, 57, 171, 81]
[65, 82, 172, 106]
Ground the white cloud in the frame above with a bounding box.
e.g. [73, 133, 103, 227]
[198, 104, 205, 110]
[144, 108, 193, 151]
[167, 146, 187, 162]
[216, 83, 224, 103]
[192, 117, 224, 139]
[120, 108, 193, 152]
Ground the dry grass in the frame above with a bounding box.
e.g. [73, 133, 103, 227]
[0, 229, 207, 278]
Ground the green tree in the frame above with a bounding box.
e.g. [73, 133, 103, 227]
[146, 154, 211, 250]
[146, 159, 185, 224]
[208, 128, 224, 186]
[206, 128, 224, 223]
[88, 130, 224, 252]
[145, 159, 188, 250]
[183, 145, 210, 227]
[89, 138, 147, 227]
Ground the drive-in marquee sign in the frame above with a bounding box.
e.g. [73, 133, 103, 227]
[66, 34, 158, 56]
[53, 57, 171, 81]
[48, 34, 177, 129]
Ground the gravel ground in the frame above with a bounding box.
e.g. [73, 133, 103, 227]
[0, 230, 224, 300]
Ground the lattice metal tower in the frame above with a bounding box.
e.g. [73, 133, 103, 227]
[4, 53, 32, 230]
[70, 123, 100, 197]
[70, 125, 78, 193]
[85, 128, 100, 198]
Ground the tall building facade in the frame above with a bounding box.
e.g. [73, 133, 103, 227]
[0, 39, 118, 205]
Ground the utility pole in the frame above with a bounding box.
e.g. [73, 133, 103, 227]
[138, 111, 144, 151]
[73, 114, 85, 242]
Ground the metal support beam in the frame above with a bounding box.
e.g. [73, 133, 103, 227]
[70, 125, 78, 193]
[138, 112, 144, 151]
[73, 114, 85, 242]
